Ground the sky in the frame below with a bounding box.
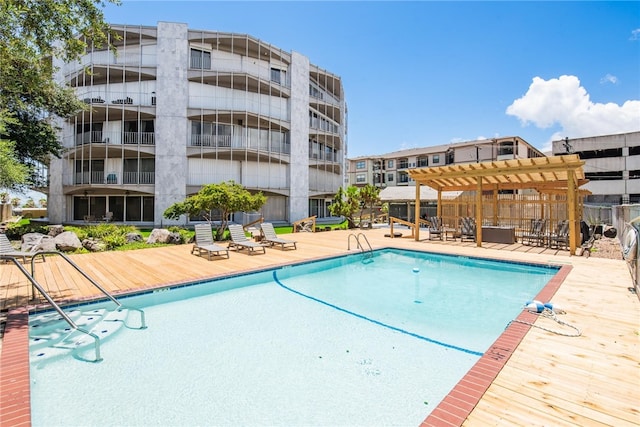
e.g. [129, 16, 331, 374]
[98, 1, 640, 159]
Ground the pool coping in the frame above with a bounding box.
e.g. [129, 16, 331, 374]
[0, 250, 571, 427]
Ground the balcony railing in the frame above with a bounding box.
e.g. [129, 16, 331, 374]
[189, 134, 290, 155]
[74, 171, 105, 185]
[77, 90, 156, 108]
[63, 51, 157, 76]
[123, 171, 155, 185]
[74, 131, 155, 146]
[71, 171, 155, 185]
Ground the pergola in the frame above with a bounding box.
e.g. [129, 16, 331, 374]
[407, 154, 588, 255]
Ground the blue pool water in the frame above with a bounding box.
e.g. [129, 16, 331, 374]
[29, 249, 558, 426]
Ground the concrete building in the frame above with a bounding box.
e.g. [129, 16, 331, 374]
[48, 22, 346, 225]
[348, 136, 545, 189]
[347, 137, 545, 221]
[552, 131, 640, 205]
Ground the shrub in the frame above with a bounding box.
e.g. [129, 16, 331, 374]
[4, 222, 49, 239]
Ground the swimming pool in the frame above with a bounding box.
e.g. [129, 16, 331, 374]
[27, 248, 559, 426]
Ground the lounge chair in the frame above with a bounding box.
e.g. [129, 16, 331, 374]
[522, 219, 546, 246]
[0, 233, 46, 263]
[428, 216, 443, 240]
[460, 216, 476, 242]
[191, 224, 229, 260]
[260, 223, 297, 250]
[228, 224, 267, 255]
[549, 220, 570, 250]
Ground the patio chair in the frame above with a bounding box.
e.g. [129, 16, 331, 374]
[522, 219, 546, 246]
[428, 216, 443, 240]
[549, 220, 570, 250]
[0, 233, 46, 263]
[260, 222, 297, 250]
[228, 224, 267, 255]
[460, 216, 476, 242]
[191, 224, 229, 260]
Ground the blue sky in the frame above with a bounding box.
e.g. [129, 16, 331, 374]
[101, 1, 640, 157]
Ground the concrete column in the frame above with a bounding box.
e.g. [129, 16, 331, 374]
[154, 22, 189, 226]
[288, 52, 310, 223]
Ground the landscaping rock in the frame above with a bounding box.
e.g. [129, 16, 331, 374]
[125, 232, 143, 243]
[82, 238, 106, 252]
[48, 225, 64, 237]
[167, 232, 182, 244]
[146, 228, 172, 244]
[21, 233, 56, 252]
[54, 231, 82, 251]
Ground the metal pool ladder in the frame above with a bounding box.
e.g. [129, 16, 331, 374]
[2, 251, 147, 362]
[348, 233, 373, 261]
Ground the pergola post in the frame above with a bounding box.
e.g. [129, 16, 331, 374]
[568, 170, 577, 255]
[476, 179, 483, 247]
[414, 183, 421, 241]
[492, 187, 498, 225]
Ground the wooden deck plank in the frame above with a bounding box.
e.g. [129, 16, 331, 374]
[1, 228, 639, 426]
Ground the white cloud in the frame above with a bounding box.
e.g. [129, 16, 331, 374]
[630, 28, 640, 41]
[600, 74, 618, 85]
[506, 75, 640, 152]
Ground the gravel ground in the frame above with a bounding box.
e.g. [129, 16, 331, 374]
[586, 236, 623, 259]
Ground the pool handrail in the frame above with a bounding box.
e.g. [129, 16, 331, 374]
[348, 233, 373, 259]
[1, 255, 104, 362]
[29, 251, 147, 331]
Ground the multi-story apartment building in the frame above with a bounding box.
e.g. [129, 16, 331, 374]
[552, 131, 640, 205]
[47, 22, 346, 226]
[348, 137, 545, 188]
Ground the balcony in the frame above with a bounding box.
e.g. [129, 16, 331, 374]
[74, 131, 155, 146]
[77, 90, 156, 108]
[71, 171, 155, 185]
[189, 134, 290, 155]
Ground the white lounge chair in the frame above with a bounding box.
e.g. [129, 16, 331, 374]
[191, 224, 229, 260]
[0, 233, 46, 263]
[228, 224, 267, 255]
[260, 222, 297, 250]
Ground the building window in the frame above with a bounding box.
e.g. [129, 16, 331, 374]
[398, 159, 408, 169]
[271, 68, 286, 85]
[576, 148, 623, 159]
[585, 171, 623, 181]
[190, 48, 211, 69]
[387, 160, 394, 168]
[498, 141, 514, 156]
[309, 84, 323, 99]
[387, 173, 394, 182]
[433, 155, 440, 164]
[398, 172, 409, 183]
[356, 174, 366, 183]
[356, 161, 365, 169]
[417, 157, 428, 167]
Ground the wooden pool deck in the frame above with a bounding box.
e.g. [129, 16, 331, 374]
[1, 227, 639, 426]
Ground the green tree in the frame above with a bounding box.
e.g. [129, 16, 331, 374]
[328, 186, 361, 229]
[0, 115, 30, 190]
[24, 198, 36, 208]
[358, 184, 381, 225]
[0, 0, 119, 173]
[164, 181, 267, 240]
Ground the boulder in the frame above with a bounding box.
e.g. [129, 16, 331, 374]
[146, 228, 172, 244]
[125, 232, 143, 243]
[54, 231, 82, 251]
[21, 233, 56, 252]
[48, 225, 64, 237]
[82, 239, 106, 252]
[167, 232, 182, 244]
